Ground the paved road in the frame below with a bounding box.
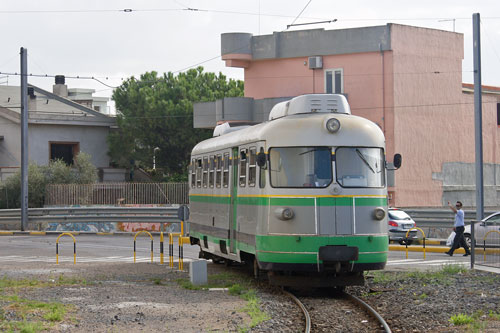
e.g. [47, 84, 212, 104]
[0, 235, 472, 270]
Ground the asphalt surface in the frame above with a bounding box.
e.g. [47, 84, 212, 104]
[0, 234, 475, 270]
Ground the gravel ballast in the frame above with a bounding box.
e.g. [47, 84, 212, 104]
[1, 261, 500, 332]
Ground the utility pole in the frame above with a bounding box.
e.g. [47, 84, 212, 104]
[473, 13, 484, 221]
[20, 48, 28, 231]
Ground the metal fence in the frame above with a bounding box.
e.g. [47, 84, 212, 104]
[45, 183, 189, 206]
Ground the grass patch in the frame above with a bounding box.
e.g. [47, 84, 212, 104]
[449, 313, 474, 326]
[369, 264, 468, 286]
[151, 277, 163, 285]
[0, 275, 80, 332]
[176, 272, 269, 332]
[0, 320, 46, 333]
[176, 272, 251, 291]
[239, 290, 270, 330]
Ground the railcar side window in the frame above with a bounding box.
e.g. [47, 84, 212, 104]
[223, 152, 230, 187]
[239, 149, 247, 187]
[196, 158, 202, 188]
[336, 147, 385, 188]
[248, 147, 257, 187]
[209, 155, 215, 188]
[215, 154, 222, 188]
[202, 156, 208, 188]
[259, 148, 266, 189]
[269, 147, 332, 188]
[191, 159, 196, 188]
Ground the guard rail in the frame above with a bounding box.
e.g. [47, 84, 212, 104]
[403, 209, 497, 227]
[0, 206, 185, 230]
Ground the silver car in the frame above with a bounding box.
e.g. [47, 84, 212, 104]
[447, 212, 500, 248]
[388, 208, 417, 245]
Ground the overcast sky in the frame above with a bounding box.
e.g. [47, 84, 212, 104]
[1, 0, 500, 105]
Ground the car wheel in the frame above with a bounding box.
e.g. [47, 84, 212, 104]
[399, 239, 413, 246]
[464, 234, 472, 248]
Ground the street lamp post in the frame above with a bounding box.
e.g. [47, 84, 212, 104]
[153, 147, 160, 170]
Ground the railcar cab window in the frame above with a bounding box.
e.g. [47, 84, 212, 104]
[223, 152, 230, 187]
[336, 147, 385, 188]
[239, 149, 247, 187]
[269, 147, 332, 188]
[248, 147, 257, 187]
[215, 154, 222, 188]
[202, 156, 208, 188]
[196, 158, 202, 188]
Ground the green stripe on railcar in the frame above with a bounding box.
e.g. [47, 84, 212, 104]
[189, 194, 387, 207]
[190, 229, 387, 264]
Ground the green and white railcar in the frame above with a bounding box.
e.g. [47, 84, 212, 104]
[188, 94, 400, 287]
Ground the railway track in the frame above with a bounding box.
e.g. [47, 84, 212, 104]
[283, 288, 391, 333]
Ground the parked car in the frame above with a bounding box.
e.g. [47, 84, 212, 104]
[446, 211, 500, 248]
[388, 208, 417, 245]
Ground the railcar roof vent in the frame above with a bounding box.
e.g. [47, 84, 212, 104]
[268, 94, 351, 120]
[213, 122, 252, 137]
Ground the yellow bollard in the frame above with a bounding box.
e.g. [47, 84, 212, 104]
[178, 236, 190, 271]
[483, 231, 500, 262]
[133, 230, 154, 263]
[405, 227, 426, 260]
[56, 233, 77, 264]
[160, 232, 164, 265]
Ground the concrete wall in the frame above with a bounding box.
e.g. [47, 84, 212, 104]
[0, 121, 111, 170]
[389, 24, 500, 207]
[29, 124, 110, 168]
[0, 117, 21, 168]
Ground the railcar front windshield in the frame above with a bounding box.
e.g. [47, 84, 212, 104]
[269, 147, 332, 188]
[336, 147, 385, 188]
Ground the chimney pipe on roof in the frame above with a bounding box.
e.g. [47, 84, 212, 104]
[53, 75, 68, 97]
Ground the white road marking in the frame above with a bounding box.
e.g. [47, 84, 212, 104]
[0, 255, 194, 264]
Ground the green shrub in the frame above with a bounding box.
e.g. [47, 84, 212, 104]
[0, 152, 98, 208]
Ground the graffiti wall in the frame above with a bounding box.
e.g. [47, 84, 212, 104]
[44, 205, 182, 233]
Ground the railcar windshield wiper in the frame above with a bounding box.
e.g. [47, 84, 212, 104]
[356, 149, 375, 174]
[299, 148, 318, 155]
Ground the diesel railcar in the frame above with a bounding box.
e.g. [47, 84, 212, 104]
[188, 94, 401, 287]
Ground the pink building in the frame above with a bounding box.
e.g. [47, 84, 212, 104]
[194, 24, 500, 208]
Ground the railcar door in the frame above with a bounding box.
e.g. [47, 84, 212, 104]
[229, 147, 238, 253]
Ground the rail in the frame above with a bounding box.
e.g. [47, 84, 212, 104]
[0, 206, 184, 229]
[404, 208, 497, 227]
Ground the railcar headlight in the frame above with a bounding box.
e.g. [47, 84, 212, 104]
[326, 118, 341, 133]
[373, 207, 386, 221]
[274, 207, 294, 221]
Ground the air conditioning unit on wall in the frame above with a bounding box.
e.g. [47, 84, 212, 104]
[308, 56, 323, 69]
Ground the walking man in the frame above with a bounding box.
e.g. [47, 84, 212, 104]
[446, 201, 471, 257]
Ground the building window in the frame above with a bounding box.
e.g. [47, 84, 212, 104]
[497, 103, 500, 126]
[94, 106, 101, 112]
[325, 68, 343, 94]
[49, 142, 79, 165]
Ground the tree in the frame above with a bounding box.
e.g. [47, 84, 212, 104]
[108, 67, 244, 180]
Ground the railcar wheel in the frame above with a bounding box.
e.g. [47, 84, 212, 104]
[212, 257, 224, 264]
[253, 259, 261, 279]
